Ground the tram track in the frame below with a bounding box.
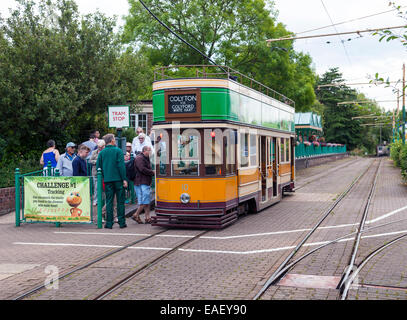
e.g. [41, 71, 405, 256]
[13, 229, 169, 300]
[338, 159, 381, 298]
[12, 157, 401, 301]
[253, 158, 380, 300]
[252, 156, 407, 300]
[340, 231, 407, 299]
[12, 199, 260, 300]
[254, 217, 407, 299]
[93, 230, 208, 300]
[13, 226, 217, 300]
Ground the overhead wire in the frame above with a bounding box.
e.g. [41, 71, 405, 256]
[138, 0, 227, 74]
[297, 6, 405, 35]
[320, 0, 352, 66]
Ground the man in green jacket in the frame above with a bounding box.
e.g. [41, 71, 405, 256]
[96, 134, 128, 229]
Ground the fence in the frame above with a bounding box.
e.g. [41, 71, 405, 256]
[15, 159, 137, 229]
[295, 143, 347, 159]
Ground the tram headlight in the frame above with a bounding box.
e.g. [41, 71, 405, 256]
[180, 193, 191, 204]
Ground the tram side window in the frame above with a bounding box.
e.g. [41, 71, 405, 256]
[172, 131, 200, 176]
[225, 129, 237, 175]
[204, 129, 222, 175]
[240, 132, 249, 168]
[280, 138, 286, 163]
[250, 134, 257, 166]
[156, 130, 168, 176]
[285, 138, 290, 163]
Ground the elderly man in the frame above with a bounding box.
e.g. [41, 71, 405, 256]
[132, 133, 154, 156]
[56, 142, 77, 176]
[131, 127, 152, 156]
[131, 145, 154, 224]
[96, 134, 128, 229]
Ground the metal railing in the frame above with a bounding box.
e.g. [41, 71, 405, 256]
[154, 65, 295, 107]
[295, 142, 347, 159]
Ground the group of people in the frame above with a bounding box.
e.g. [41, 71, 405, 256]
[39, 128, 155, 228]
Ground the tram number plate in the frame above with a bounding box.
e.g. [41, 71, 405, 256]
[168, 94, 197, 114]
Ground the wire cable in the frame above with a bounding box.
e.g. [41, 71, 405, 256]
[297, 6, 405, 35]
[138, 0, 228, 74]
[320, 0, 352, 66]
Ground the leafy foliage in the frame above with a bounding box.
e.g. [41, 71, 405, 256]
[0, 0, 152, 156]
[123, 0, 316, 111]
[315, 68, 392, 152]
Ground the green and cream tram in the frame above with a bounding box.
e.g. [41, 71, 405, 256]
[151, 66, 296, 228]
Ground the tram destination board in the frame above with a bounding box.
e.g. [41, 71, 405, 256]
[165, 89, 201, 121]
[168, 93, 197, 114]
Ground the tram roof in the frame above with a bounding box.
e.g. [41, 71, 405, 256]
[153, 65, 295, 108]
[295, 112, 322, 129]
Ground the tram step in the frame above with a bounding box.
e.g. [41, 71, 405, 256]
[151, 211, 238, 229]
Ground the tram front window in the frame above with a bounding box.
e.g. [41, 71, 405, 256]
[157, 134, 167, 175]
[172, 131, 199, 176]
[204, 129, 222, 175]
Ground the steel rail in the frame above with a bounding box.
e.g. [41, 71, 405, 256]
[93, 230, 209, 300]
[340, 232, 407, 300]
[14, 203, 257, 301]
[13, 229, 169, 300]
[338, 159, 382, 295]
[253, 159, 375, 300]
[253, 217, 407, 295]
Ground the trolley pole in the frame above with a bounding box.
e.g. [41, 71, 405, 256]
[392, 109, 395, 143]
[403, 63, 406, 145]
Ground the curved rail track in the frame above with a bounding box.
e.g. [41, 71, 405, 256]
[340, 232, 407, 299]
[254, 158, 381, 300]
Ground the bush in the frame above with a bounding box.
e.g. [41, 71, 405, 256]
[0, 153, 42, 188]
[350, 146, 369, 156]
[399, 144, 407, 173]
[390, 140, 402, 167]
[122, 128, 137, 145]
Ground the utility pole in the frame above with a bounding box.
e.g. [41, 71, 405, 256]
[403, 63, 406, 145]
[393, 109, 395, 143]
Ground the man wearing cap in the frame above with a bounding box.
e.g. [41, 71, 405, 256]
[56, 142, 77, 176]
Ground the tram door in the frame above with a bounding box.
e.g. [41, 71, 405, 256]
[260, 136, 267, 202]
[272, 137, 278, 197]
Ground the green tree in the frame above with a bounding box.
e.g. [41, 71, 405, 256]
[316, 68, 392, 152]
[316, 68, 362, 150]
[123, 0, 316, 111]
[0, 0, 152, 155]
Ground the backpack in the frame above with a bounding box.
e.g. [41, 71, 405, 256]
[125, 158, 137, 181]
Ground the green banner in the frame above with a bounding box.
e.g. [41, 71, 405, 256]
[24, 176, 91, 223]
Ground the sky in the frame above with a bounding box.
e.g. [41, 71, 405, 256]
[1, 0, 407, 112]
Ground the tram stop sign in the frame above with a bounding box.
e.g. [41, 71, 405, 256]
[108, 105, 130, 128]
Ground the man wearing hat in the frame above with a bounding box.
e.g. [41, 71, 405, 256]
[56, 142, 77, 176]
